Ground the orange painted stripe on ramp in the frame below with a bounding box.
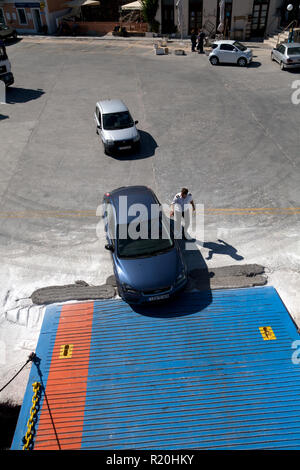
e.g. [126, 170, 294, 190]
[34, 302, 94, 450]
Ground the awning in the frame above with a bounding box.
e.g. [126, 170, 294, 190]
[121, 0, 142, 11]
[64, 0, 100, 7]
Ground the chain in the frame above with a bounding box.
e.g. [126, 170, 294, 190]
[22, 381, 42, 450]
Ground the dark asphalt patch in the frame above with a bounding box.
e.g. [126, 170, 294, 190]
[31, 282, 116, 305]
[30, 265, 267, 305]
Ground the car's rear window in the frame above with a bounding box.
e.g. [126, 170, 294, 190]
[288, 47, 300, 56]
[102, 111, 134, 130]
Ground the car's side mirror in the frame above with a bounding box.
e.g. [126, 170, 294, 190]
[105, 243, 114, 252]
[135, 120, 138, 125]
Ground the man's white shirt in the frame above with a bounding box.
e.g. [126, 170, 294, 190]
[172, 193, 193, 212]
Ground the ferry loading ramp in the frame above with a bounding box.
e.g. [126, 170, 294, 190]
[11, 286, 300, 450]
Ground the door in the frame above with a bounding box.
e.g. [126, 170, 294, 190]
[32, 9, 42, 33]
[216, 0, 233, 38]
[161, 0, 175, 34]
[219, 43, 236, 63]
[250, 0, 270, 38]
[280, 0, 300, 27]
[189, 0, 203, 34]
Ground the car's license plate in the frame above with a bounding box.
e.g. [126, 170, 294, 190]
[148, 294, 169, 301]
[119, 145, 131, 150]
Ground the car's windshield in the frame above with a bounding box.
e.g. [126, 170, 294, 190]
[117, 217, 174, 258]
[288, 47, 300, 56]
[102, 111, 134, 130]
[233, 41, 247, 51]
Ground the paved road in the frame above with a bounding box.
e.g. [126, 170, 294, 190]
[0, 38, 299, 399]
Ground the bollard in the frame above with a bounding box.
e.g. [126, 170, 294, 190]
[0, 80, 6, 104]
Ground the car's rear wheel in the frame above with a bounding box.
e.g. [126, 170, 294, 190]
[209, 56, 219, 66]
[237, 57, 247, 67]
[280, 61, 286, 71]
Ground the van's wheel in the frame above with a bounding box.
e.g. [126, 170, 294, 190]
[271, 53, 275, 61]
[209, 56, 219, 66]
[237, 57, 247, 67]
[280, 61, 285, 71]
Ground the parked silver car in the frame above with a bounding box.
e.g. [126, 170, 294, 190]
[94, 99, 140, 155]
[209, 40, 252, 67]
[271, 42, 300, 70]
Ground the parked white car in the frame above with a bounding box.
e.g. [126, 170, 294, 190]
[94, 99, 140, 155]
[209, 40, 253, 67]
[271, 42, 300, 70]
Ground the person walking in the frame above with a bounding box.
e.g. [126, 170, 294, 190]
[170, 188, 195, 239]
[190, 29, 197, 52]
[197, 29, 206, 54]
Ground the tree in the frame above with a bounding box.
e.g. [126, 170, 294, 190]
[141, 0, 160, 32]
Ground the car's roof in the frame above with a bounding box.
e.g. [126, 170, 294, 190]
[104, 186, 159, 223]
[212, 40, 236, 45]
[97, 99, 128, 114]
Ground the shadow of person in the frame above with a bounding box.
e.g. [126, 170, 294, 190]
[203, 239, 244, 261]
[6, 87, 45, 104]
[0, 114, 9, 121]
[109, 130, 158, 161]
[130, 221, 212, 318]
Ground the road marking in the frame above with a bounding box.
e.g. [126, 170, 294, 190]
[259, 326, 276, 341]
[0, 208, 299, 219]
[59, 344, 74, 359]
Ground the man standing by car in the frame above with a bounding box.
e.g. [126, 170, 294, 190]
[170, 188, 195, 239]
[197, 29, 206, 54]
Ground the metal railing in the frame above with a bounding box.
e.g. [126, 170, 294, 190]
[277, 19, 298, 46]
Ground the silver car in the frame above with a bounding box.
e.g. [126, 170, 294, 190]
[271, 42, 300, 70]
[209, 40, 252, 67]
[94, 99, 140, 155]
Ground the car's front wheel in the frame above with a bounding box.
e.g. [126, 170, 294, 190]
[237, 57, 247, 67]
[280, 61, 286, 71]
[209, 56, 219, 66]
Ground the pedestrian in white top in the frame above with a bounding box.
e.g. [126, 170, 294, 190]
[170, 188, 195, 239]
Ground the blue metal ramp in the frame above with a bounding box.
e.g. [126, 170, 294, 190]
[12, 286, 300, 450]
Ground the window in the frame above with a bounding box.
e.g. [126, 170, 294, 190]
[17, 8, 27, 25]
[288, 47, 300, 56]
[0, 8, 5, 24]
[96, 107, 101, 127]
[278, 45, 285, 54]
[220, 44, 235, 51]
[102, 111, 134, 131]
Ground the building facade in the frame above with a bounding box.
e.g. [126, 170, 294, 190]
[156, 0, 290, 39]
[0, 0, 68, 33]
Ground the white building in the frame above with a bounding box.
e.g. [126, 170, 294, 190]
[155, 0, 299, 40]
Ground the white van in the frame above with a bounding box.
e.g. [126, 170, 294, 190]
[94, 99, 140, 155]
